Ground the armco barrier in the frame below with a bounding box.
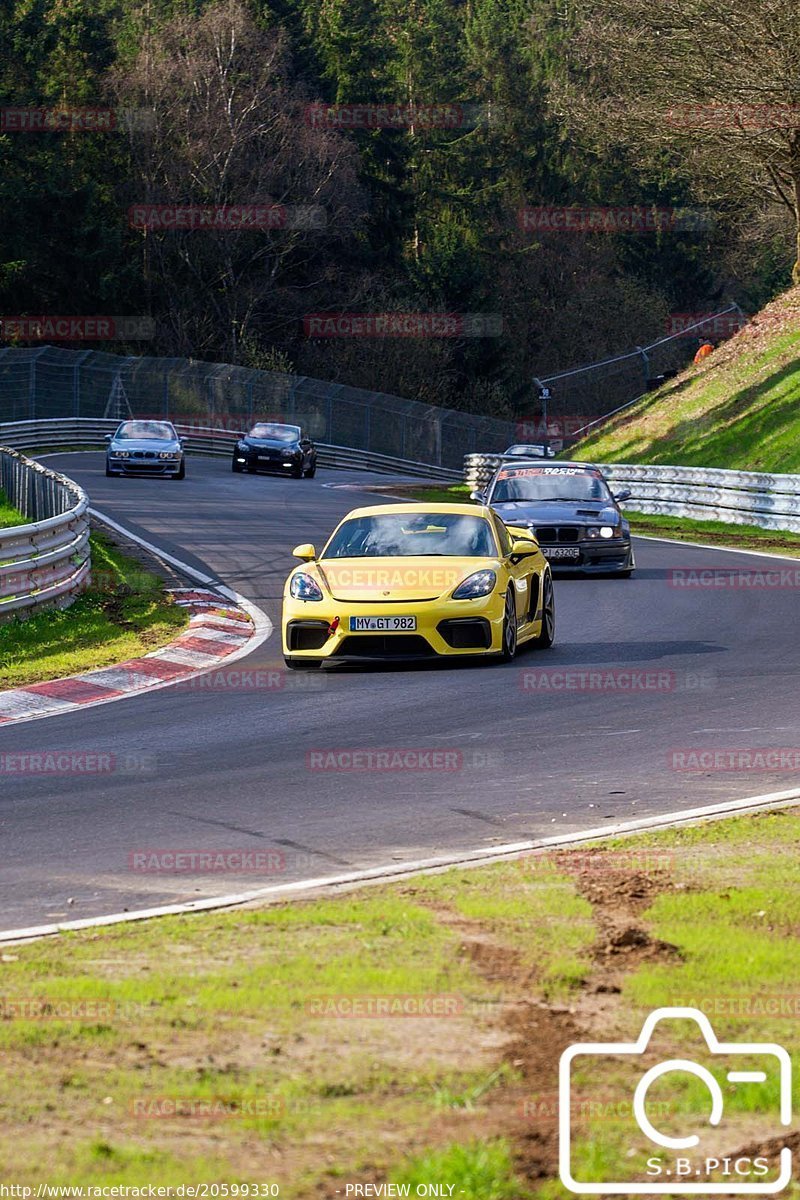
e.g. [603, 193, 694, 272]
[0, 418, 461, 481]
[463, 454, 800, 534]
[0, 448, 90, 620]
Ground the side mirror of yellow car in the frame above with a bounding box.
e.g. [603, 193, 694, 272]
[292, 543, 317, 561]
[510, 538, 538, 559]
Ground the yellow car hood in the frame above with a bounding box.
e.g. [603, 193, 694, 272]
[317, 556, 490, 602]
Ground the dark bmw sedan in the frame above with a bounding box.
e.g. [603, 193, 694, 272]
[481, 460, 634, 576]
[232, 422, 317, 478]
[105, 419, 185, 479]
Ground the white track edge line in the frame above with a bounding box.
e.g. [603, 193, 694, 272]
[4, 784, 800, 942]
[0, 510, 273, 727]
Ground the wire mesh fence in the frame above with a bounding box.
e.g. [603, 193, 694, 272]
[0, 347, 516, 470]
[533, 306, 746, 439]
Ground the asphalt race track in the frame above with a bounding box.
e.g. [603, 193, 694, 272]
[3, 452, 800, 932]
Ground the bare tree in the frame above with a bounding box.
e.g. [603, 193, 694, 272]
[553, 0, 800, 281]
[112, 0, 364, 361]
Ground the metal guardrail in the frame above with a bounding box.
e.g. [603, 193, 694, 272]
[464, 454, 800, 534]
[600, 463, 800, 534]
[0, 448, 90, 620]
[0, 418, 462, 481]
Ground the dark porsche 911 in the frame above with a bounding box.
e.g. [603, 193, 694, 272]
[481, 460, 634, 576]
[232, 422, 317, 478]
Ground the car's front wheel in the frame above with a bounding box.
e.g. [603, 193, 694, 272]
[175, 459, 186, 480]
[304, 461, 317, 478]
[105, 461, 113, 477]
[231, 458, 244, 473]
[530, 571, 555, 649]
[499, 588, 518, 662]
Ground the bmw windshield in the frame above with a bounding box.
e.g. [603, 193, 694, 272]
[491, 468, 611, 504]
[115, 421, 177, 441]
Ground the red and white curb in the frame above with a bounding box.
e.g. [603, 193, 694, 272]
[0, 588, 262, 727]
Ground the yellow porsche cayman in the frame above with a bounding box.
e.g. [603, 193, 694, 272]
[282, 502, 555, 668]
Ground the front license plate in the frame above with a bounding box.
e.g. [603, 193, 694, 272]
[349, 616, 417, 632]
[542, 546, 580, 560]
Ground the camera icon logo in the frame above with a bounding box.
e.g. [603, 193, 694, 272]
[559, 1007, 792, 1194]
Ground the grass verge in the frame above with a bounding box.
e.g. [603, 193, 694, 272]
[0, 528, 187, 688]
[1, 810, 798, 1195]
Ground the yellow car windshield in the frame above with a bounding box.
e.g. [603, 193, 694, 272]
[323, 513, 496, 558]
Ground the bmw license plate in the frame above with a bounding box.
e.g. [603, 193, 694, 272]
[349, 616, 417, 632]
[542, 546, 580, 560]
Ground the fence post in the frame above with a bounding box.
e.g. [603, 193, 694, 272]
[636, 346, 650, 388]
[29, 347, 47, 419]
[73, 350, 91, 417]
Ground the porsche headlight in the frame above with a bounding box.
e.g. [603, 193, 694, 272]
[452, 569, 497, 600]
[290, 572, 323, 601]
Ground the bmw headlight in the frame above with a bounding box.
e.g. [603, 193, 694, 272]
[111, 449, 129, 458]
[159, 451, 180, 460]
[452, 569, 497, 600]
[290, 572, 323, 601]
[587, 525, 619, 539]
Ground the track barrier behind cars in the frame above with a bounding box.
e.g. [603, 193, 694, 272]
[464, 454, 800, 534]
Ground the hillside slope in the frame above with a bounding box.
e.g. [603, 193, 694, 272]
[577, 287, 800, 472]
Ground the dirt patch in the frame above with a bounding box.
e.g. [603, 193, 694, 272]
[554, 851, 682, 977]
[408, 850, 688, 1188]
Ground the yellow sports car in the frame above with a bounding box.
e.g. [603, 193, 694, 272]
[282, 501, 555, 668]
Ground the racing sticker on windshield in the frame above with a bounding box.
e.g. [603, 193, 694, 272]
[497, 466, 600, 479]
